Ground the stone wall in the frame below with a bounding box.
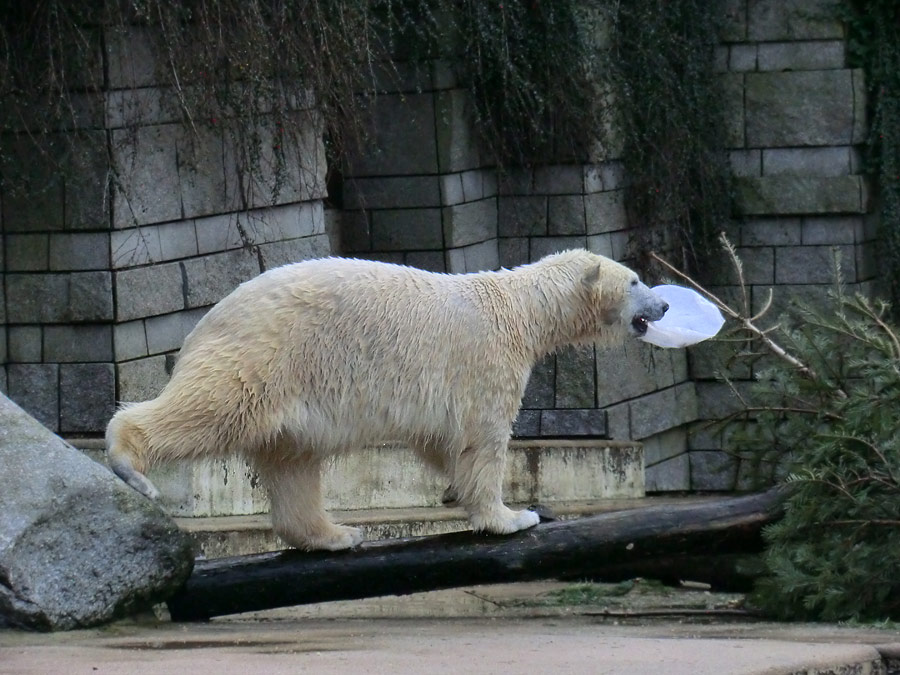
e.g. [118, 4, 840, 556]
[0, 1, 878, 495]
[0, 25, 330, 432]
[684, 0, 876, 491]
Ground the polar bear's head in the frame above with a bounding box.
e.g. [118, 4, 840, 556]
[581, 254, 669, 339]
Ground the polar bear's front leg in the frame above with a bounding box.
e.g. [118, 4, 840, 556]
[256, 452, 363, 552]
[454, 442, 541, 535]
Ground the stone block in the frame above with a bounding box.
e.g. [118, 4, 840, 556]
[629, 387, 678, 439]
[49, 233, 109, 271]
[695, 381, 749, 420]
[642, 428, 688, 467]
[111, 226, 163, 268]
[555, 346, 595, 408]
[112, 124, 183, 228]
[587, 233, 614, 259]
[645, 452, 690, 492]
[689, 337, 752, 381]
[461, 170, 486, 201]
[585, 190, 626, 234]
[114, 320, 148, 361]
[63, 130, 111, 230]
[852, 69, 867, 144]
[105, 25, 157, 89]
[735, 176, 866, 215]
[497, 168, 534, 195]
[741, 218, 802, 246]
[7, 364, 59, 430]
[115, 262, 184, 321]
[242, 202, 325, 245]
[258, 234, 332, 270]
[443, 199, 497, 247]
[106, 87, 174, 129]
[747, 0, 843, 40]
[435, 89, 480, 173]
[746, 70, 855, 147]
[729, 44, 758, 72]
[498, 237, 530, 269]
[584, 161, 625, 193]
[719, 0, 747, 41]
[345, 176, 442, 210]
[776, 244, 855, 284]
[714, 45, 729, 73]
[145, 308, 208, 355]
[5, 234, 49, 271]
[605, 401, 630, 440]
[0, 136, 64, 232]
[719, 73, 745, 148]
[371, 209, 443, 251]
[59, 363, 116, 434]
[340, 211, 371, 252]
[6, 272, 112, 323]
[405, 250, 446, 273]
[157, 221, 199, 260]
[763, 147, 852, 176]
[512, 409, 541, 438]
[8, 326, 42, 363]
[548, 195, 587, 235]
[522, 355, 555, 409]
[533, 165, 584, 195]
[182, 248, 260, 308]
[195, 212, 244, 254]
[596, 341, 663, 407]
[177, 125, 226, 218]
[117, 355, 170, 402]
[44, 324, 113, 362]
[224, 112, 327, 209]
[710, 246, 774, 285]
[530, 236, 586, 261]
[439, 174, 465, 206]
[729, 150, 761, 177]
[445, 239, 499, 274]
[757, 40, 845, 71]
[801, 215, 862, 245]
[690, 451, 739, 491]
[482, 170, 498, 198]
[345, 94, 438, 176]
[538, 409, 607, 437]
[498, 196, 547, 237]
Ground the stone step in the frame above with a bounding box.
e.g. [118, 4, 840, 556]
[73, 438, 644, 518]
[178, 496, 714, 559]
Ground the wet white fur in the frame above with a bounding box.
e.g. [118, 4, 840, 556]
[106, 249, 665, 550]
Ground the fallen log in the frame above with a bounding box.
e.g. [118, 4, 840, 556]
[167, 489, 785, 621]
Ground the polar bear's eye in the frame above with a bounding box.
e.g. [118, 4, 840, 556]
[630, 279, 638, 287]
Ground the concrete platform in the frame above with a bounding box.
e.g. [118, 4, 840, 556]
[3, 585, 898, 675]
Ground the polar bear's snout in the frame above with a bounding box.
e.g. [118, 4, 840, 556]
[628, 281, 669, 336]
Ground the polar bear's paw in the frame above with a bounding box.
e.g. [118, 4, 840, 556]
[292, 524, 364, 552]
[470, 507, 540, 535]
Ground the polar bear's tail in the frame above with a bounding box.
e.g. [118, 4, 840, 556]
[105, 409, 161, 501]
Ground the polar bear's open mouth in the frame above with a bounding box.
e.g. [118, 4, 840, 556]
[631, 315, 650, 335]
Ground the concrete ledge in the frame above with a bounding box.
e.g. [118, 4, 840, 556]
[74, 438, 644, 518]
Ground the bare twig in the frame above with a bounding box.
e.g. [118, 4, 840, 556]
[650, 234, 848, 399]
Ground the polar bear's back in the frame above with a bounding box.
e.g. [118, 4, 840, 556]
[162, 258, 509, 453]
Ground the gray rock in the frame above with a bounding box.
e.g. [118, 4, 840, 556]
[0, 394, 193, 630]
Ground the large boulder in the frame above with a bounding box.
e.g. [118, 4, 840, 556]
[0, 394, 194, 630]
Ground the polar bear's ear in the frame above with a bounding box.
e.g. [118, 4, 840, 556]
[582, 263, 602, 288]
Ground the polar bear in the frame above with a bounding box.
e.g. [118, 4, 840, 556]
[106, 249, 668, 551]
